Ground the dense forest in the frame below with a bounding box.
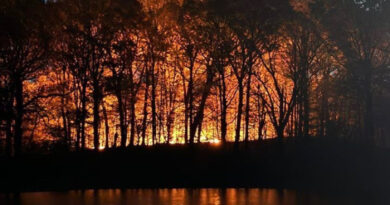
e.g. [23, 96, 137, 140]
[0, 0, 389, 157]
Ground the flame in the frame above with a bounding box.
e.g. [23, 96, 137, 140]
[209, 139, 221, 145]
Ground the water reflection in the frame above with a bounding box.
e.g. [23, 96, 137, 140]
[0, 188, 380, 205]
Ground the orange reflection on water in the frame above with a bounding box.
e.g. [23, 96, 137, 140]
[0, 188, 368, 205]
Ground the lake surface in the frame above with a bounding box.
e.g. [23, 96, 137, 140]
[0, 188, 387, 205]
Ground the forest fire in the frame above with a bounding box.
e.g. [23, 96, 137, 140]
[0, 0, 390, 202]
[0, 0, 388, 154]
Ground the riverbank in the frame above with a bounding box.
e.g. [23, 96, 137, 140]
[1, 137, 389, 194]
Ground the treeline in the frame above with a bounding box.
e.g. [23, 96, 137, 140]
[0, 0, 389, 156]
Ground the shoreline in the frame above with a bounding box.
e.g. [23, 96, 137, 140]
[1, 138, 389, 194]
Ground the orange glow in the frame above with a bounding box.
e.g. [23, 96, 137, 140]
[11, 0, 322, 151]
[209, 139, 221, 145]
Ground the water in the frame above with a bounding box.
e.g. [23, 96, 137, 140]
[0, 188, 386, 205]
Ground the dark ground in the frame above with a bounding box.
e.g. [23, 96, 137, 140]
[1, 137, 390, 196]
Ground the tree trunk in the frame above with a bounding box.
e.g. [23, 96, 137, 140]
[166, 115, 172, 144]
[113, 132, 118, 148]
[5, 117, 12, 156]
[128, 67, 136, 147]
[256, 92, 265, 141]
[244, 71, 252, 142]
[117, 90, 127, 148]
[92, 81, 101, 151]
[298, 96, 303, 137]
[276, 126, 284, 139]
[129, 96, 136, 147]
[184, 100, 188, 144]
[142, 72, 149, 146]
[364, 64, 374, 141]
[320, 79, 329, 137]
[301, 69, 310, 138]
[14, 76, 23, 156]
[75, 112, 81, 150]
[303, 85, 310, 138]
[197, 117, 203, 143]
[258, 120, 265, 141]
[61, 92, 69, 147]
[60, 69, 70, 148]
[220, 74, 227, 144]
[151, 69, 157, 145]
[74, 81, 80, 150]
[182, 72, 188, 144]
[102, 102, 110, 149]
[189, 68, 213, 144]
[80, 83, 87, 150]
[235, 81, 244, 143]
[188, 67, 194, 144]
